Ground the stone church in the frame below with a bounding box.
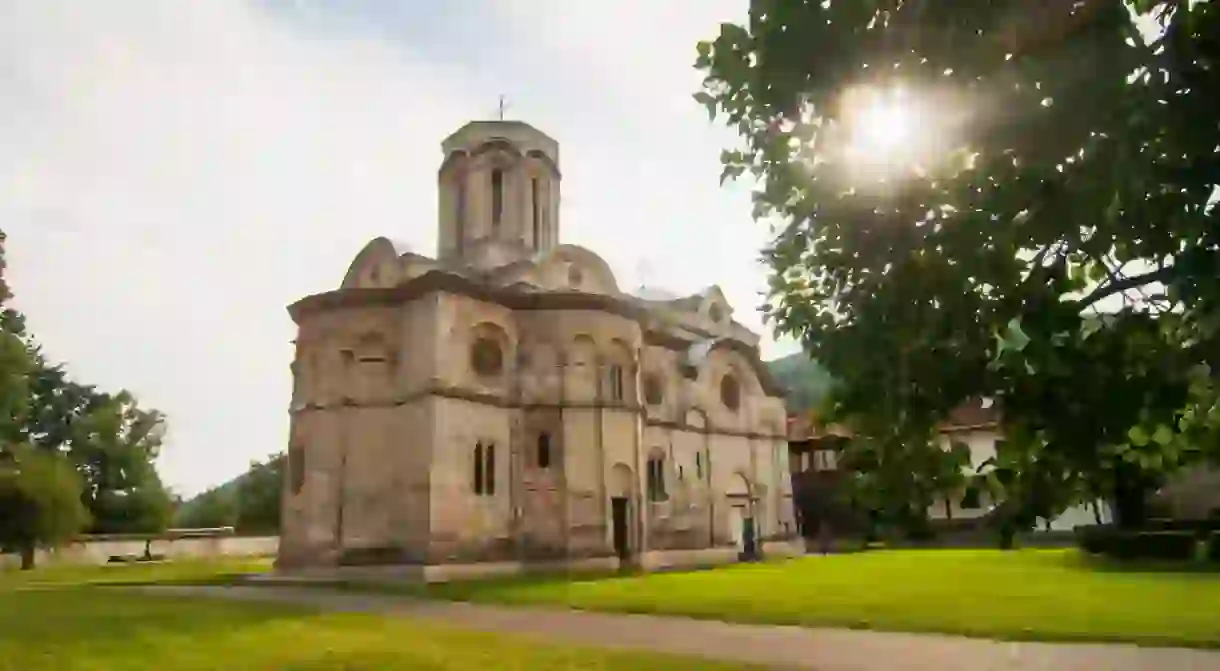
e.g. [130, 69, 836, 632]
[278, 119, 797, 576]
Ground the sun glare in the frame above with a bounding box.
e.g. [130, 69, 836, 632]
[851, 89, 918, 154]
[834, 84, 954, 184]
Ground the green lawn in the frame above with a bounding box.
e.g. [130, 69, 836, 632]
[413, 549, 1220, 648]
[0, 562, 756, 670]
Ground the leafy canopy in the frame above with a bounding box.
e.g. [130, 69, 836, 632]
[698, 0, 1220, 526]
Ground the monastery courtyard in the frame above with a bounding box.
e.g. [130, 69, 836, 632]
[4, 549, 1219, 670]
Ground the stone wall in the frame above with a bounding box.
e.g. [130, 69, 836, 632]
[1, 535, 278, 569]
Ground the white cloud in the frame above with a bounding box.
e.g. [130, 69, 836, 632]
[1, 0, 797, 496]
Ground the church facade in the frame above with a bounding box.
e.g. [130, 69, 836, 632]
[278, 119, 797, 574]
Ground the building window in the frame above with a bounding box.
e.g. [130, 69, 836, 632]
[288, 444, 305, 495]
[473, 442, 496, 496]
[608, 364, 624, 402]
[646, 454, 667, 502]
[643, 373, 664, 406]
[531, 177, 540, 244]
[708, 303, 724, 324]
[720, 374, 740, 411]
[470, 337, 504, 377]
[537, 432, 552, 469]
[491, 168, 504, 231]
[455, 173, 466, 253]
[695, 452, 703, 480]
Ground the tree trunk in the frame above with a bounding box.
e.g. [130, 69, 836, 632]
[1112, 464, 1150, 530]
[19, 543, 35, 571]
[998, 521, 1017, 550]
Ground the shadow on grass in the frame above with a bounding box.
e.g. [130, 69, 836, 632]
[0, 588, 314, 663]
[1060, 551, 1220, 575]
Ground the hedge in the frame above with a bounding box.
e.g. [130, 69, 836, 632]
[1209, 533, 1220, 563]
[1075, 525, 1199, 561]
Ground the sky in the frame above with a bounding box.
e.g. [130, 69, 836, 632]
[1, 0, 799, 497]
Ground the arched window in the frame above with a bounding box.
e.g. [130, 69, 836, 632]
[455, 171, 467, 253]
[473, 442, 496, 496]
[537, 432, 552, 469]
[643, 373, 664, 406]
[646, 453, 667, 502]
[531, 177, 541, 245]
[720, 373, 741, 411]
[471, 337, 504, 377]
[608, 364, 624, 402]
[491, 168, 504, 231]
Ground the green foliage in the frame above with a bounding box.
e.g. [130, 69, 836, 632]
[697, 1, 1220, 529]
[235, 453, 284, 534]
[1209, 533, 1220, 563]
[0, 446, 91, 568]
[1078, 526, 1200, 561]
[175, 453, 284, 533]
[0, 228, 173, 539]
[765, 353, 835, 412]
[175, 487, 239, 530]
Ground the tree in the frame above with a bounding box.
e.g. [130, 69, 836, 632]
[235, 453, 284, 534]
[0, 228, 174, 537]
[0, 230, 31, 450]
[0, 446, 91, 569]
[175, 487, 238, 530]
[70, 391, 173, 534]
[697, 1, 1220, 529]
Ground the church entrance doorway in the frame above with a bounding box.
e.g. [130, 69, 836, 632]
[611, 497, 630, 560]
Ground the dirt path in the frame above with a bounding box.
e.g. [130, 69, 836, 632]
[138, 585, 1219, 670]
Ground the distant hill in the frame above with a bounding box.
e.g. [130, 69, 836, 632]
[765, 352, 835, 413]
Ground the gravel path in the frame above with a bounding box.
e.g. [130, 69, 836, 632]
[137, 585, 1220, 670]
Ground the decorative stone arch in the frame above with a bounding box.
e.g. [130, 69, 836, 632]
[525, 148, 560, 179]
[726, 471, 753, 499]
[340, 237, 399, 289]
[603, 338, 636, 404]
[438, 149, 469, 177]
[609, 463, 635, 499]
[644, 446, 669, 503]
[566, 334, 599, 401]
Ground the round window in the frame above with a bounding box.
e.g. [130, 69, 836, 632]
[568, 264, 584, 287]
[470, 337, 504, 377]
[720, 374, 741, 411]
[643, 373, 664, 406]
[708, 303, 724, 324]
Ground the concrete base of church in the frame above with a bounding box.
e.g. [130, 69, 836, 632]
[762, 539, 807, 559]
[266, 555, 623, 585]
[639, 547, 739, 571]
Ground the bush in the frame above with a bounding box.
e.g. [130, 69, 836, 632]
[1208, 533, 1220, 563]
[1114, 532, 1198, 561]
[1143, 518, 1220, 539]
[1076, 525, 1116, 554]
[1076, 526, 1198, 561]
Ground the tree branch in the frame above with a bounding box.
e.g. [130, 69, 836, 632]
[1077, 266, 1176, 309]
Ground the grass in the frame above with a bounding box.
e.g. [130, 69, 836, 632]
[0, 556, 273, 589]
[0, 561, 757, 670]
[393, 549, 1220, 648]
